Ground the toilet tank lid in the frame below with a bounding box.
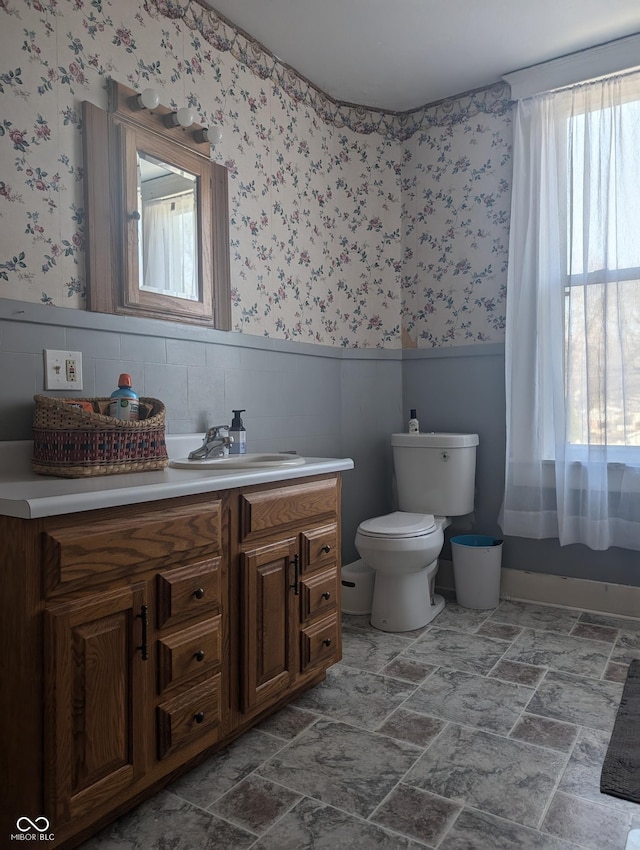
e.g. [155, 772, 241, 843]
[392, 432, 479, 448]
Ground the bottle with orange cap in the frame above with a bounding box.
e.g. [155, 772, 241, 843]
[109, 373, 139, 421]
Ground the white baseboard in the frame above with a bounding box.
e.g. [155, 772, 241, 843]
[437, 558, 640, 618]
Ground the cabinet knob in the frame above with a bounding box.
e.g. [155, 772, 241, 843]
[322, 591, 331, 600]
[194, 711, 205, 724]
[193, 588, 205, 600]
[194, 650, 205, 662]
[321, 544, 332, 553]
[323, 638, 332, 647]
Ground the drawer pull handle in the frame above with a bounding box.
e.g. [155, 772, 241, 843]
[194, 711, 205, 724]
[193, 588, 205, 600]
[321, 544, 332, 553]
[136, 604, 149, 661]
[194, 650, 205, 662]
[322, 591, 331, 600]
[323, 638, 332, 647]
[290, 554, 300, 596]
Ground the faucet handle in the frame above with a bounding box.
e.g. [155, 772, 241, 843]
[205, 424, 230, 439]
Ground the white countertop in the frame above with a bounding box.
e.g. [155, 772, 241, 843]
[0, 436, 354, 520]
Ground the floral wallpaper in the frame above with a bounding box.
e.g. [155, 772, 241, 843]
[402, 85, 513, 347]
[0, 0, 513, 349]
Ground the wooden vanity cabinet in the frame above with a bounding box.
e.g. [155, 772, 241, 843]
[40, 494, 229, 843]
[236, 475, 342, 718]
[0, 473, 342, 850]
[0, 492, 229, 848]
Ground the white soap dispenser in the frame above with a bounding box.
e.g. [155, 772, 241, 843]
[408, 409, 419, 434]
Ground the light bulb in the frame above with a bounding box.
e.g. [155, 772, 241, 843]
[163, 106, 195, 128]
[207, 124, 223, 144]
[176, 107, 195, 127]
[193, 124, 223, 145]
[138, 87, 160, 110]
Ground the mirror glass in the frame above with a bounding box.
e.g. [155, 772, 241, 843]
[137, 151, 199, 301]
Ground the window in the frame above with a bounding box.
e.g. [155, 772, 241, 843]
[564, 94, 640, 453]
[501, 69, 640, 551]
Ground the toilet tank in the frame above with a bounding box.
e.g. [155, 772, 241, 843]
[392, 432, 479, 516]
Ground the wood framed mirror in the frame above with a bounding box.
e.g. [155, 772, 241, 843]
[83, 80, 231, 329]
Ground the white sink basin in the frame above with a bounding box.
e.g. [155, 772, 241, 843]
[170, 453, 306, 470]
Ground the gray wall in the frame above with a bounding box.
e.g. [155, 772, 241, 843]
[2, 298, 637, 585]
[403, 344, 640, 587]
[340, 355, 403, 563]
[0, 298, 403, 562]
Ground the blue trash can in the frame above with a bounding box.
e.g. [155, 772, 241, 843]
[451, 535, 503, 609]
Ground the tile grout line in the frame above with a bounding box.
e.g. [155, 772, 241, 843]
[532, 728, 579, 834]
[164, 789, 261, 844]
[243, 787, 311, 850]
[250, 679, 448, 847]
[364, 718, 458, 847]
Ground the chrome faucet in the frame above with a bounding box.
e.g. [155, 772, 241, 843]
[188, 425, 234, 460]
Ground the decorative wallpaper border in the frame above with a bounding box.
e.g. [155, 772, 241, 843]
[154, 0, 513, 139]
[394, 82, 513, 140]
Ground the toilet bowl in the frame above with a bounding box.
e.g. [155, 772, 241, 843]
[355, 512, 447, 632]
[354, 431, 479, 633]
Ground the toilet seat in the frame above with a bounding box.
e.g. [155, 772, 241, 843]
[357, 511, 436, 539]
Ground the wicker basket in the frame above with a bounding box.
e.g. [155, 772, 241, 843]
[32, 394, 168, 478]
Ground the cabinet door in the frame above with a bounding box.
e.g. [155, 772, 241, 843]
[44, 583, 149, 824]
[240, 539, 298, 713]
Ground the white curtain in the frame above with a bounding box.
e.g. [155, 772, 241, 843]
[500, 70, 640, 551]
[141, 192, 198, 300]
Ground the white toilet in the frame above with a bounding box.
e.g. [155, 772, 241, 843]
[355, 432, 479, 632]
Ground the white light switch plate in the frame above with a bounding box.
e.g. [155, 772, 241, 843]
[44, 349, 83, 390]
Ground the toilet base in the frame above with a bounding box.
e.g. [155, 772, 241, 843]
[370, 560, 445, 632]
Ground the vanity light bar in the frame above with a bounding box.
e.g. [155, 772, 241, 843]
[113, 80, 222, 154]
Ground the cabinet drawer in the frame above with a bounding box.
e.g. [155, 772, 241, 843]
[300, 568, 338, 622]
[300, 615, 340, 673]
[157, 558, 221, 629]
[157, 675, 221, 760]
[43, 500, 223, 590]
[300, 524, 338, 572]
[240, 477, 337, 542]
[157, 616, 221, 693]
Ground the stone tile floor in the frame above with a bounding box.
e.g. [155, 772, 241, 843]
[80, 599, 640, 849]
